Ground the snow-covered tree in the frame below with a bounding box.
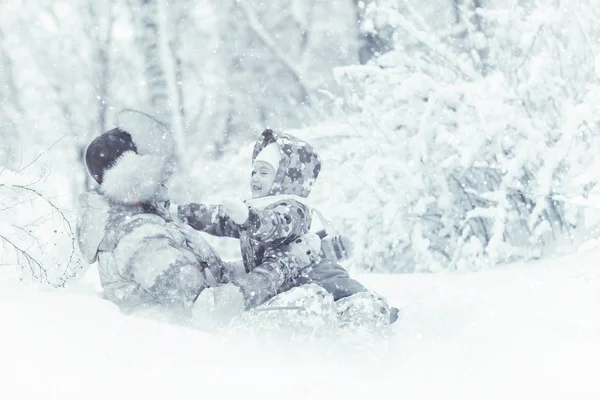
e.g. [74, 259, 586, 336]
[328, 0, 600, 272]
[200, 0, 360, 150]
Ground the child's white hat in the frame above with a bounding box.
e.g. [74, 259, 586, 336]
[254, 142, 281, 172]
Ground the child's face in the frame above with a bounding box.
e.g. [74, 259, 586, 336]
[251, 161, 276, 198]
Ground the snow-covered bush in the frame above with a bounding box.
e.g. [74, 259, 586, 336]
[326, 0, 600, 272]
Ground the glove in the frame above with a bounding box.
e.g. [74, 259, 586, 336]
[288, 233, 322, 265]
[220, 198, 249, 225]
[192, 283, 246, 326]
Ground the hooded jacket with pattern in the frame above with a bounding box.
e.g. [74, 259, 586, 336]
[180, 129, 367, 309]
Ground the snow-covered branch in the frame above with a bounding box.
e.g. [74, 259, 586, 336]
[384, 6, 480, 80]
[325, 0, 600, 272]
[0, 170, 82, 286]
[236, 0, 313, 105]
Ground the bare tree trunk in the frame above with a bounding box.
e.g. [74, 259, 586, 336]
[352, 0, 394, 64]
[140, 0, 169, 120]
[471, 0, 489, 76]
[452, 0, 461, 23]
[89, 2, 115, 135]
[169, 4, 187, 130]
[236, 0, 312, 106]
[0, 28, 24, 170]
[78, 1, 117, 192]
[139, 0, 186, 168]
[96, 37, 112, 134]
[0, 30, 23, 119]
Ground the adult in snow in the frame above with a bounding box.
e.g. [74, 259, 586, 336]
[76, 110, 226, 322]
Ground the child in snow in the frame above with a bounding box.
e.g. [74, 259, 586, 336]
[178, 129, 398, 327]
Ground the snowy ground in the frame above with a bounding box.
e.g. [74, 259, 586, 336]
[1, 248, 600, 399]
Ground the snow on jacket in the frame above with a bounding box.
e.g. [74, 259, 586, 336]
[77, 192, 226, 315]
[181, 197, 313, 309]
[77, 192, 220, 312]
[180, 129, 367, 307]
[76, 110, 226, 316]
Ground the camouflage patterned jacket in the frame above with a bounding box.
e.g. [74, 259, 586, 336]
[181, 130, 323, 308]
[181, 129, 369, 308]
[77, 191, 226, 317]
[181, 198, 313, 309]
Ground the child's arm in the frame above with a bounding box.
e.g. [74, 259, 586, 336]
[177, 203, 241, 239]
[180, 198, 312, 244]
[243, 199, 312, 246]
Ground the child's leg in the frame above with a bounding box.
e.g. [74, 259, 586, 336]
[297, 258, 367, 301]
[314, 277, 367, 302]
[233, 283, 337, 336]
[336, 291, 399, 329]
[297, 259, 399, 326]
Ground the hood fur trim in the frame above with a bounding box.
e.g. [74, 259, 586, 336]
[100, 151, 165, 205]
[115, 110, 176, 177]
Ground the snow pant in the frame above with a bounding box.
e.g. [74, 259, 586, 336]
[279, 258, 367, 301]
[277, 259, 399, 324]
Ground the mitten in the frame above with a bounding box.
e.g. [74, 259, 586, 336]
[192, 283, 246, 326]
[289, 233, 322, 265]
[220, 198, 249, 225]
